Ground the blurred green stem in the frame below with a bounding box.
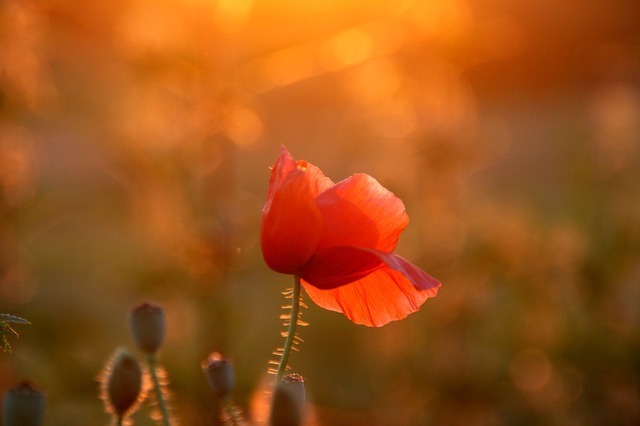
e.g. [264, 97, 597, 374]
[148, 353, 170, 426]
[276, 275, 301, 382]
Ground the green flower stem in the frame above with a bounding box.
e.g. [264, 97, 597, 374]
[148, 353, 170, 426]
[276, 275, 302, 382]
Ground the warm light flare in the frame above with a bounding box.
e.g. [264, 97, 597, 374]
[2, 0, 637, 422]
[343, 58, 401, 105]
[215, 0, 254, 33]
[0, 126, 37, 206]
[244, 19, 406, 93]
[319, 28, 374, 71]
[224, 104, 264, 147]
[404, 0, 473, 44]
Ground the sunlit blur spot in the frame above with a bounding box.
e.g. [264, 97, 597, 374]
[253, 44, 319, 91]
[0, 0, 56, 111]
[0, 126, 37, 206]
[589, 83, 640, 174]
[0, 265, 37, 306]
[320, 28, 373, 71]
[521, 306, 564, 347]
[592, 42, 638, 80]
[163, 299, 200, 353]
[510, 348, 553, 393]
[319, 21, 405, 72]
[183, 239, 225, 293]
[224, 104, 264, 148]
[368, 366, 415, 411]
[476, 15, 525, 59]
[245, 20, 405, 93]
[215, 0, 254, 33]
[431, 332, 467, 376]
[367, 325, 416, 360]
[410, 57, 477, 139]
[116, 3, 187, 57]
[471, 202, 541, 276]
[190, 138, 225, 178]
[404, 0, 473, 45]
[547, 225, 588, 274]
[550, 366, 584, 404]
[365, 19, 406, 56]
[117, 86, 186, 154]
[428, 274, 471, 326]
[249, 375, 272, 424]
[420, 197, 466, 258]
[133, 184, 191, 253]
[374, 99, 416, 138]
[476, 117, 512, 169]
[343, 58, 401, 105]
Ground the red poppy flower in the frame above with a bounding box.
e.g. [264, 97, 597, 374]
[261, 146, 441, 327]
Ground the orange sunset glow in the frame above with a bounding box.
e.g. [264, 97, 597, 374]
[1, 0, 639, 424]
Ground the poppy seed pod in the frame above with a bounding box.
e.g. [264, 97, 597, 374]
[269, 374, 305, 426]
[129, 302, 165, 354]
[101, 349, 144, 419]
[2, 381, 45, 426]
[201, 353, 235, 399]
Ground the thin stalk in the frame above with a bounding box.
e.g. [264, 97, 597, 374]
[222, 397, 241, 426]
[148, 353, 170, 426]
[276, 275, 302, 382]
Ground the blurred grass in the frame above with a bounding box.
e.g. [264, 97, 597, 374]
[1, 0, 639, 424]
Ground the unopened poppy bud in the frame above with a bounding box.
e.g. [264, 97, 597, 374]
[2, 381, 45, 426]
[129, 302, 165, 354]
[100, 349, 145, 420]
[201, 352, 235, 399]
[269, 374, 305, 426]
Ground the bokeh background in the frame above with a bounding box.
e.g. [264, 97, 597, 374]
[1, 0, 639, 424]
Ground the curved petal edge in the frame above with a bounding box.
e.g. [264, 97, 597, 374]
[301, 256, 441, 327]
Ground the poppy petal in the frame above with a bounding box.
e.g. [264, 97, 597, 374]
[301, 259, 440, 327]
[261, 168, 323, 274]
[300, 246, 385, 289]
[265, 146, 297, 207]
[368, 251, 441, 292]
[296, 160, 334, 197]
[315, 174, 408, 252]
[302, 247, 441, 292]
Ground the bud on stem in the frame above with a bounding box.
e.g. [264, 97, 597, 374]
[269, 374, 305, 426]
[100, 348, 146, 423]
[202, 353, 235, 400]
[2, 381, 45, 426]
[129, 302, 165, 355]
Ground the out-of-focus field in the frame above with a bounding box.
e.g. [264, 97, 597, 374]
[1, 0, 639, 424]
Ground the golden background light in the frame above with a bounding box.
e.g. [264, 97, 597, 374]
[0, 0, 638, 424]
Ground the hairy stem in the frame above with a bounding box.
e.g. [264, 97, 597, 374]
[148, 353, 170, 426]
[222, 397, 241, 426]
[276, 275, 302, 382]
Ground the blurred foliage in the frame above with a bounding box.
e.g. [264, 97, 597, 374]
[0, 314, 30, 352]
[0, 0, 639, 425]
